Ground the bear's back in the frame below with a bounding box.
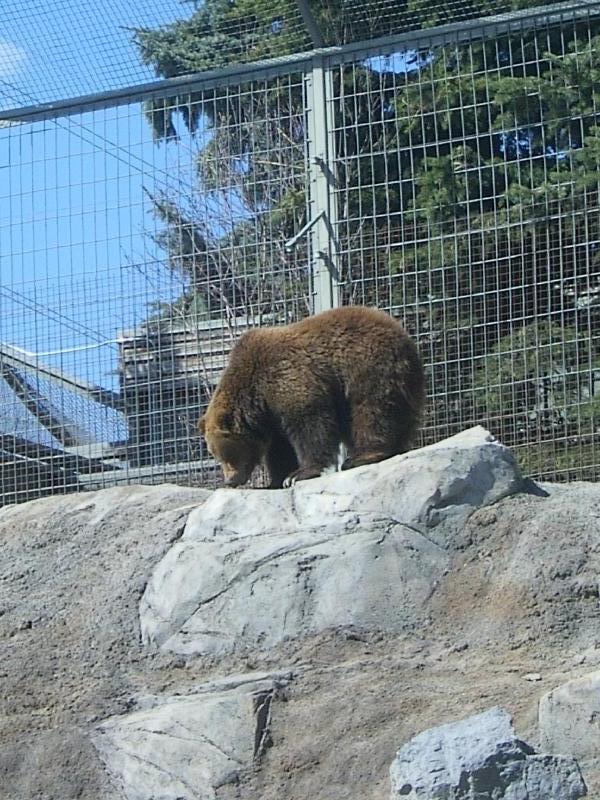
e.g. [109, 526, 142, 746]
[276, 306, 415, 363]
[227, 306, 421, 399]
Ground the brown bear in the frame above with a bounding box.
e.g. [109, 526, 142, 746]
[199, 305, 425, 488]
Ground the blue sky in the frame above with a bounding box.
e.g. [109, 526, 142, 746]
[0, 1, 422, 398]
[0, 0, 189, 108]
[0, 0, 192, 393]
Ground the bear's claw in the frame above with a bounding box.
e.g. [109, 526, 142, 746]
[282, 466, 324, 487]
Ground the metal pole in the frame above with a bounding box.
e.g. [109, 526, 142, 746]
[306, 56, 340, 314]
[295, 0, 325, 48]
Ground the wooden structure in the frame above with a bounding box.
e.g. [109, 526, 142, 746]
[117, 315, 282, 468]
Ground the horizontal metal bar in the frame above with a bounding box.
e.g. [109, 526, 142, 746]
[1, 0, 599, 123]
[326, 0, 600, 66]
[0, 54, 314, 123]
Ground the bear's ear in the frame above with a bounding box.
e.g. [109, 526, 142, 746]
[198, 415, 206, 435]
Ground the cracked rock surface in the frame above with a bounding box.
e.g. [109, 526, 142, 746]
[140, 427, 522, 656]
[93, 671, 290, 800]
[539, 670, 600, 788]
[390, 706, 586, 799]
[3, 428, 600, 799]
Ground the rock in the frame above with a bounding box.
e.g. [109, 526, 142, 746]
[140, 427, 523, 656]
[4, 432, 600, 800]
[93, 671, 290, 800]
[524, 672, 542, 682]
[572, 647, 600, 667]
[389, 706, 586, 799]
[539, 671, 600, 762]
[0, 483, 213, 799]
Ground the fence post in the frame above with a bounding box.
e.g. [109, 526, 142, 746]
[306, 55, 340, 314]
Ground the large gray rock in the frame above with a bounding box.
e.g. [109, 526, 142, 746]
[140, 427, 523, 656]
[389, 707, 587, 799]
[539, 671, 600, 762]
[4, 434, 600, 800]
[93, 671, 290, 800]
[0, 483, 211, 800]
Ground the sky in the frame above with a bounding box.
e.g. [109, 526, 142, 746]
[0, 0, 190, 108]
[0, 0, 419, 402]
[0, 0, 193, 395]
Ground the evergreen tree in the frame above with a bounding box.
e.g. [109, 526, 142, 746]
[134, 0, 600, 477]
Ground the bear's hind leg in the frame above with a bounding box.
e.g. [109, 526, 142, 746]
[282, 413, 340, 487]
[343, 398, 414, 471]
[264, 433, 299, 489]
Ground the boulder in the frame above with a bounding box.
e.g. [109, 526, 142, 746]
[389, 706, 587, 799]
[93, 671, 290, 800]
[539, 671, 600, 761]
[5, 430, 600, 800]
[140, 427, 523, 656]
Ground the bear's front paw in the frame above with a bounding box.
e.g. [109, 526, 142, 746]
[282, 466, 323, 487]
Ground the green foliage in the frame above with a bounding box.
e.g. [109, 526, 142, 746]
[133, 0, 600, 477]
[516, 435, 600, 481]
[388, 29, 600, 343]
[405, 0, 552, 29]
[135, 0, 570, 81]
[472, 322, 600, 479]
[474, 321, 598, 415]
[135, 0, 308, 77]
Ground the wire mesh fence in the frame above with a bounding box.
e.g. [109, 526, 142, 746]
[0, 76, 312, 503]
[0, 0, 187, 111]
[0, 0, 599, 505]
[331, 2, 600, 479]
[1, 1, 590, 113]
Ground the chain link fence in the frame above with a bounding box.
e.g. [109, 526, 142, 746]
[0, 0, 599, 504]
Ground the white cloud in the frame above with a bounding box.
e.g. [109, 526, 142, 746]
[0, 40, 27, 80]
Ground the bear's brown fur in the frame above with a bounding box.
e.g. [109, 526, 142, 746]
[199, 306, 425, 488]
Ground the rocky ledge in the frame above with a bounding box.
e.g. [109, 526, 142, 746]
[2, 427, 600, 800]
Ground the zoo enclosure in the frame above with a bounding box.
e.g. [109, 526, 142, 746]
[1, 0, 599, 504]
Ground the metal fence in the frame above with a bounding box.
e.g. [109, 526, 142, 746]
[1, 0, 599, 505]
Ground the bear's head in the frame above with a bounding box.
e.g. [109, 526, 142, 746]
[199, 409, 264, 487]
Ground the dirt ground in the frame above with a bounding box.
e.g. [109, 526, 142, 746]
[1, 482, 599, 800]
